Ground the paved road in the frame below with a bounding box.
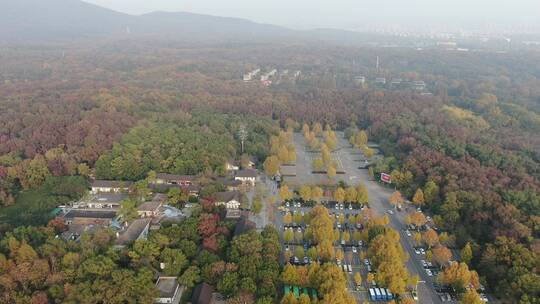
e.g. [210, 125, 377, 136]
[334, 133, 441, 304]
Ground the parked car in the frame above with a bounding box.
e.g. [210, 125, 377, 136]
[352, 247, 357, 253]
[420, 248, 425, 255]
[426, 269, 433, 276]
[387, 209, 394, 215]
[415, 248, 421, 255]
[406, 230, 412, 237]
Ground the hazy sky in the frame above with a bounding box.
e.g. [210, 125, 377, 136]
[84, 0, 540, 31]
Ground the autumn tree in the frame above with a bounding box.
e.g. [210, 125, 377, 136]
[263, 156, 280, 176]
[412, 188, 425, 207]
[312, 158, 324, 171]
[283, 212, 293, 225]
[461, 289, 483, 304]
[409, 211, 427, 228]
[252, 197, 263, 215]
[313, 123, 322, 135]
[354, 272, 362, 286]
[333, 187, 346, 203]
[460, 242, 473, 265]
[299, 185, 312, 201]
[355, 184, 369, 205]
[423, 229, 439, 248]
[432, 246, 452, 266]
[327, 165, 337, 179]
[309, 205, 334, 243]
[311, 186, 323, 202]
[345, 187, 357, 203]
[302, 123, 310, 135]
[439, 262, 479, 292]
[280, 185, 293, 201]
[423, 180, 440, 205]
[388, 191, 404, 208]
[278, 146, 291, 164]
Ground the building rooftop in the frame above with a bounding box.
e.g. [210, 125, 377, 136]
[235, 169, 258, 178]
[115, 218, 151, 246]
[61, 223, 105, 241]
[89, 193, 127, 204]
[137, 200, 162, 212]
[155, 276, 180, 299]
[233, 215, 256, 237]
[91, 180, 133, 188]
[64, 210, 117, 219]
[156, 173, 197, 181]
[191, 283, 214, 304]
[213, 191, 242, 203]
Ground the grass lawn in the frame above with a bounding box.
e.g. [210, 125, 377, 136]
[0, 176, 88, 228]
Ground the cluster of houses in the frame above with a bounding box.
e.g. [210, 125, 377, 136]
[57, 163, 260, 303]
[353, 75, 429, 93]
[60, 167, 259, 241]
[243, 68, 301, 86]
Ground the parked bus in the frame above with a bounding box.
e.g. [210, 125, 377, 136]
[386, 289, 394, 300]
[374, 288, 381, 300]
[380, 288, 388, 301]
[369, 288, 376, 301]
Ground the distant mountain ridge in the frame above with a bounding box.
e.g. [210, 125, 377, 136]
[0, 0, 297, 43]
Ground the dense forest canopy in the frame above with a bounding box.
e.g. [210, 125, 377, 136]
[1, 39, 540, 302]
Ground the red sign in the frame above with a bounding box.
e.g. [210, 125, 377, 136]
[380, 173, 391, 183]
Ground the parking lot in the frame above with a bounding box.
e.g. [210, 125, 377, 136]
[277, 200, 373, 303]
[273, 132, 446, 303]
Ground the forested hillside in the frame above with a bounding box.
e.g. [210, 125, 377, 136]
[0, 40, 539, 302]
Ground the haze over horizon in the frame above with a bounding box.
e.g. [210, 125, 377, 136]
[84, 0, 540, 33]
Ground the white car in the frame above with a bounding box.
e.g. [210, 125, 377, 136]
[406, 230, 412, 237]
[426, 269, 433, 276]
[387, 210, 394, 215]
[348, 204, 353, 210]
[352, 247, 357, 253]
[420, 248, 426, 255]
[336, 259, 342, 266]
[421, 260, 427, 267]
